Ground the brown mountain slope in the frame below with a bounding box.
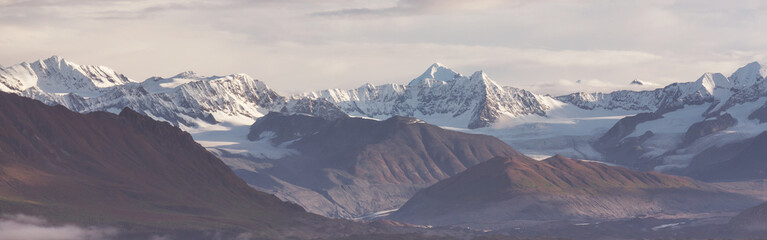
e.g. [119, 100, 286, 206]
[245, 112, 524, 218]
[389, 155, 759, 228]
[0, 92, 359, 238]
[729, 201, 767, 232]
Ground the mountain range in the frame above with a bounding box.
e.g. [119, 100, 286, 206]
[4, 56, 767, 221]
[3, 56, 767, 239]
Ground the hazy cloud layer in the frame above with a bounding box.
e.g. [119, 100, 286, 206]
[0, 214, 118, 240]
[0, 0, 766, 95]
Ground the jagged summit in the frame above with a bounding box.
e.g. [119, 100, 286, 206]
[408, 63, 461, 86]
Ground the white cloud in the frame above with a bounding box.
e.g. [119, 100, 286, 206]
[0, 214, 118, 240]
[312, 0, 528, 17]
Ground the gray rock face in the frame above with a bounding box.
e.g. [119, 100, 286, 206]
[248, 112, 336, 143]
[243, 113, 523, 218]
[593, 112, 664, 170]
[595, 112, 663, 149]
[683, 113, 737, 145]
[748, 101, 767, 123]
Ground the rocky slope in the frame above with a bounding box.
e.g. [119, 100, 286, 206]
[389, 155, 758, 228]
[0, 92, 363, 238]
[242, 112, 523, 219]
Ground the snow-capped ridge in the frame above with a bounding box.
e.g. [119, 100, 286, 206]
[171, 71, 201, 79]
[299, 64, 551, 129]
[729, 61, 766, 88]
[0, 55, 134, 96]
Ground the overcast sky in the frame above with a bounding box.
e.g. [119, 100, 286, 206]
[1, 0, 766, 95]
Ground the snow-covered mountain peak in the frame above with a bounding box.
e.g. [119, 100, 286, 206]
[43, 55, 65, 64]
[140, 71, 268, 94]
[171, 71, 201, 79]
[408, 63, 461, 86]
[466, 70, 504, 89]
[469, 70, 486, 79]
[0, 56, 133, 96]
[696, 72, 731, 94]
[729, 61, 766, 88]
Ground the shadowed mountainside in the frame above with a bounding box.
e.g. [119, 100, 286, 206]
[244, 112, 524, 218]
[389, 155, 759, 228]
[0, 92, 372, 239]
[729, 201, 767, 232]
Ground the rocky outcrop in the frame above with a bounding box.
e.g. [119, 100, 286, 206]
[248, 112, 336, 143]
[595, 112, 662, 149]
[683, 113, 737, 145]
[748, 101, 767, 123]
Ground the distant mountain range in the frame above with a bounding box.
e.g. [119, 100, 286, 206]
[0, 56, 346, 128]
